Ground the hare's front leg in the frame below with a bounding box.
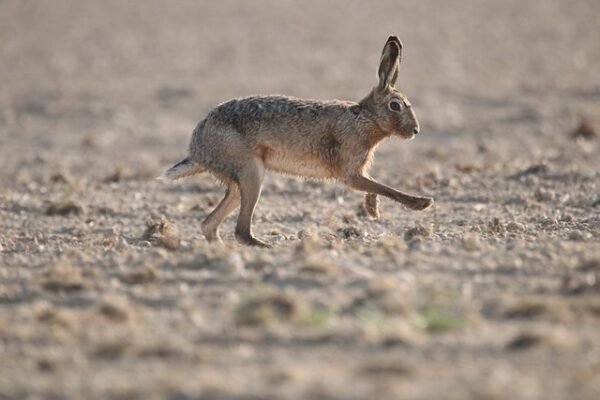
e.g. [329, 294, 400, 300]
[235, 158, 271, 248]
[364, 193, 380, 218]
[345, 175, 433, 211]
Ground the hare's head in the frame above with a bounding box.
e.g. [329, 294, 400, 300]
[360, 36, 420, 140]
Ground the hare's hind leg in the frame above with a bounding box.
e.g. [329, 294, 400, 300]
[235, 157, 270, 248]
[201, 185, 240, 243]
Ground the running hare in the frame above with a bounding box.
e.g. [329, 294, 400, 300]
[162, 36, 433, 247]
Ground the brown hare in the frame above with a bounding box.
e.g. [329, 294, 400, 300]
[162, 36, 433, 247]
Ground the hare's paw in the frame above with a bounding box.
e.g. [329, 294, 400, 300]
[235, 233, 272, 248]
[246, 237, 272, 248]
[201, 223, 223, 243]
[406, 196, 434, 211]
[364, 193, 380, 218]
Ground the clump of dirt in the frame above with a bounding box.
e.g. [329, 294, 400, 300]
[535, 187, 556, 203]
[119, 265, 159, 285]
[48, 170, 75, 185]
[351, 277, 413, 316]
[487, 217, 505, 235]
[45, 199, 84, 216]
[575, 258, 600, 272]
[176, 251, 245, 275]
[142, 216, 181, 250]
[104, 166, 134, 183]
[97, 297, 132, 322]
[571, 119, 597, 140]
[35, 303, 75, 330]
[404, 223, 432, 242]
[561, 274, 599, 295]
[502, 299, 549, 319]
[508, 162, 549, 180]
[506, 221, 526, 233]
[360, 360, 413, 376]
[506, 332, 546, 351]
[235, 289, 300, 326]
[298, 257, 340, 277]
[375, 235, 408, 254]
[40, 262, 90, 292]
[36, 357, 57, 373]
[92, 337, 132, 360]
[337, 226, 362, 239]
[461, 232, 481, 251]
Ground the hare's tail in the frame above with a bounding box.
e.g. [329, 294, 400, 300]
[159, 157, 205, 180]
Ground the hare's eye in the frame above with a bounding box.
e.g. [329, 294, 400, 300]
[389, 100, 402, 112]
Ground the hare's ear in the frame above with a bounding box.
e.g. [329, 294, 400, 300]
[377, 36, 403, 90]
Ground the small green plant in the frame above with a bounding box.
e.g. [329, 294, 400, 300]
[413, 288, 467, 333]
[354, 301, 388, 327]
[299, 307, 332, 328]
[415, 306, 465, 333]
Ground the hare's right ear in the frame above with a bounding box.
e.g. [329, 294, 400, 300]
[377, 36, 403, 90]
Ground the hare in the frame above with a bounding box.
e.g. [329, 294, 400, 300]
[162, 36, 433, 247]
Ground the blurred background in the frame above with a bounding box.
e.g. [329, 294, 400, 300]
[1, 0, 598, 186]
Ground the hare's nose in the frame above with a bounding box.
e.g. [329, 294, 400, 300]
[413, 127, 420, 135]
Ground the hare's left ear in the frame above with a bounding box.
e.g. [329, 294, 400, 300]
[378, 36, 402, 90]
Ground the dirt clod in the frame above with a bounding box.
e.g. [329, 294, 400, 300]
[508, 162, 549, 180]
[338, 226, 362, 239]
[236, 291, 300, 326]
[120, 266, 158, 285]
[506, 221, 526, 233]
[45, 200, 84, 216]
[461, 233, 481, 251]
[104, 166, 132, 183]
[487, 218, 505, 235]
[571, 119, 598, 140]
[503, 300, 548, 319]
[142, 217, 181, 250]
[48, 171, 75, 185]
[506, 332, 546, 351]
[404, 224, 432, 242]
[41, 263, 90, 292]
[97, 298, 131, 322]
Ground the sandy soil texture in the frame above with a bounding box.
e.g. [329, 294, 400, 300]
[1, 1, 599, 399]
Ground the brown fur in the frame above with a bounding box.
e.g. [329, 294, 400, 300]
[163, 36, 433, 247]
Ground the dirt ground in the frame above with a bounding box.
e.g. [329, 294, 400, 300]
[1, 1, 599, 399]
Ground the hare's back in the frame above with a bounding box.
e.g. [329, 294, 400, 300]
[209, 95, 349, 134]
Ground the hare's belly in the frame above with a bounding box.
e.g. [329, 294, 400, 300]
[261, 148, 334, 178]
